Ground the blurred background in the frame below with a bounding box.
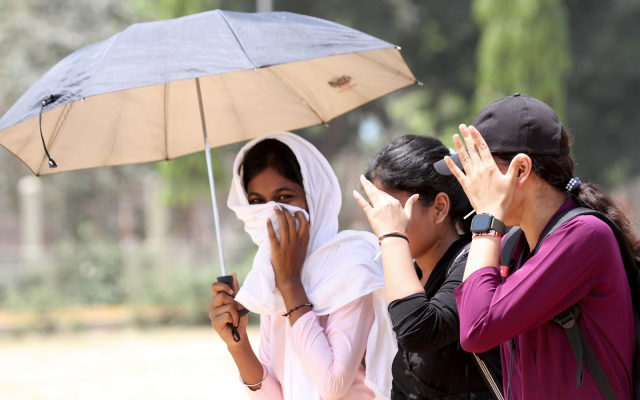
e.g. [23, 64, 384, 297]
[0, 0, 639, 399]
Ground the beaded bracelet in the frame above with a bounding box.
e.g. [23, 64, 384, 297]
[282, 303, 313, 318]
[240, 363, 268, 387]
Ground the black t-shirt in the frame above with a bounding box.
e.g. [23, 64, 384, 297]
[388, 237, 502, 400]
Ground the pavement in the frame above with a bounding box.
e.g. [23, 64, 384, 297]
[0, 326, 261, 400]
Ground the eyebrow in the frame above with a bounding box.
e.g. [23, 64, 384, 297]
[247, 187, 297, 198]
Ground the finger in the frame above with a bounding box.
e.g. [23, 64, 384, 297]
[460, 124, 483, 165]
[211, 311, 233, 328]
[210, 303, 239, 327]
[274, 206, 289, 243]
[359, 175, 381, 206]
[468, 125, 492, 162]
[453, 131, 472, 172]
[295, 211, 310, 241]
[231, 272, 240, 294]
[267, 219, 279, 248]
[444, 155, 468, 186]
[284, 208, 297, 242]
[404, 194, 420, 221]
[208, 292, 235, 310]
[211, 281, 233, 298]
[352, 190, 373, 213]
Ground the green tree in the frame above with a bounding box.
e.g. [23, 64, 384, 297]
[564, 0, 640, 187]
[473, 0, 571, 118]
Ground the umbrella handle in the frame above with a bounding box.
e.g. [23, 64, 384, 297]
[217, 275, 250, 342]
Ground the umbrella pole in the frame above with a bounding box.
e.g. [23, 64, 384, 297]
[195, 78, 227, 276]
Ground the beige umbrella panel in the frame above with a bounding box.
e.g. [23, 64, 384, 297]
[1, 48, 416, 176]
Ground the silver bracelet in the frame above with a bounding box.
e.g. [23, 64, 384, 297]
[240, 363, 268, 387]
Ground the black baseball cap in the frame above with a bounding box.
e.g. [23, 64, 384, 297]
[434, 93, 569, 175]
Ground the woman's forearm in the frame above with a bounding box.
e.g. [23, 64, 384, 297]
[381, 238, 424, 304]
[278, 281, 312, 326]
[228, 340, 265, 390]
[463, 236, 501, 281]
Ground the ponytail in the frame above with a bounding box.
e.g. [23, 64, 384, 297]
[571, 182, 640, 259]
[496, 128, 640, 259]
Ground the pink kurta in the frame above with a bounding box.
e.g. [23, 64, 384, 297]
[244, 294, 376, 400]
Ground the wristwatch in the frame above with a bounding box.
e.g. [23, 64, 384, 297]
[471, 213, 505, 236]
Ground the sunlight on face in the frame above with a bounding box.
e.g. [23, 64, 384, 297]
[246, 166, 308, 212]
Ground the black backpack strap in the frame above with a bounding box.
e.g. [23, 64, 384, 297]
[508, 207, 637, 399]
[500, 227, 522, 282]
[553, 305, 617, 399]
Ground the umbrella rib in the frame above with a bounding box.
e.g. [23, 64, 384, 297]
[81, 34, 121, 98]
[218, 12, 257, 69]
[354, 50, 418, 83]
[266, 68, 328, 124]
[164, 82, 169, 160]
[218, 75, 250, 139]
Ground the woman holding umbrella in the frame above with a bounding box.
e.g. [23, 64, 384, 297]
[208, 132, 394, 399]
[353, 135, 502, 400]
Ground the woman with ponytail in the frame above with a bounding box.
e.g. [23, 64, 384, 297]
[354, 135, 502, 400]
[437, 93, 637, 399]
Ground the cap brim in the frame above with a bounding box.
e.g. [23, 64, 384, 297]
[434, 154, 463, 176]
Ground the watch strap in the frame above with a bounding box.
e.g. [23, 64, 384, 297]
[490, 217, 506, 235]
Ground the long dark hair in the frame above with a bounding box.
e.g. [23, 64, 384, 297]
[240, 139, 303, 191]
[495, 128, 640, 258]
[365, 135, 473, 235]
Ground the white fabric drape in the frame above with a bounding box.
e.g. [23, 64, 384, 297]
[228, 132, 395, 399]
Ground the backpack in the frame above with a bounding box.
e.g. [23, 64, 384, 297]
[500, 207, 640, 400]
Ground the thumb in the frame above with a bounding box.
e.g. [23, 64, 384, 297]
[404, 194, 420, 221]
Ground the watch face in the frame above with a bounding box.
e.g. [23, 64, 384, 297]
[471, 214, 493, 233]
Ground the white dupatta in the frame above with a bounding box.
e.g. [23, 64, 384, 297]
[228, 132, 396, 399]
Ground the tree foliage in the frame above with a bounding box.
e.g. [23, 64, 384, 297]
[472, 0, 571, 117]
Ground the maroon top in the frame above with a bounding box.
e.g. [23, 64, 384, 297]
[454, 198, 635, 399]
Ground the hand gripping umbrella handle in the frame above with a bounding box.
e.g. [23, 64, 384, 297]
[217, 275, 250, 342]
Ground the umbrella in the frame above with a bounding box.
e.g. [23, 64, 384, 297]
[0, 9, 418, 278]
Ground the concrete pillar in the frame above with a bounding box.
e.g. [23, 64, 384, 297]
[143, 174, 168, 249]
[18, 176, 43, 262]
[256, 0, 273, 13]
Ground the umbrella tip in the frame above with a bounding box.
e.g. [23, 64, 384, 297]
[396, 45, 401, 51]
[416, 81, 424, 87]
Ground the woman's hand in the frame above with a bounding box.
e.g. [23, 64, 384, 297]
[267, 206, 310, 290]
[444, 124, 525, 220]
[353, 175, 419, 237]
[208, 273, 248, 347]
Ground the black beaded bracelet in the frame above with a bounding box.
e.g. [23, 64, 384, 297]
[282, 303, 313, 318]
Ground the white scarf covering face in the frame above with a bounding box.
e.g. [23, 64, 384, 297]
[228, 132, 396, 400]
